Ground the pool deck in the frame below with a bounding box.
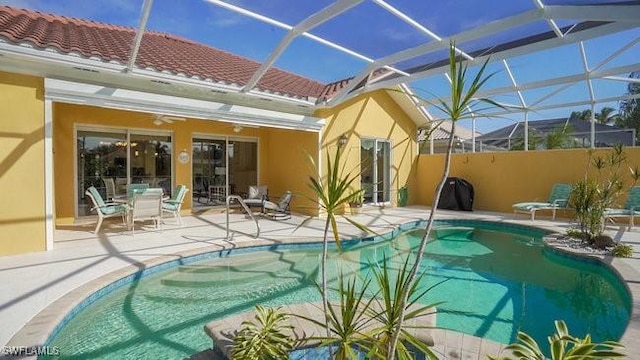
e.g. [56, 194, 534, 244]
[0, 206, 639, 359]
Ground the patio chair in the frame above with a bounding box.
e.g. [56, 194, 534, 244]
[513, 183, 572, 221]
[243, 185, 268, 210]
[162, 185, 189, 226]
[85, 186, 128, 234]
[102, 177, 127, 202]
[130, 188, 163, 234]
[126, 183, 150, 199]
[261, 191, 293, 220]
[603, 186, 640, 230]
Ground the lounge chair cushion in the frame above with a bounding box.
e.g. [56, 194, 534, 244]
[512, 202, 556, 211]
[603, 209, 640, 217]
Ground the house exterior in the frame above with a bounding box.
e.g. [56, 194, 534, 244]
[0, 6, 425, 256]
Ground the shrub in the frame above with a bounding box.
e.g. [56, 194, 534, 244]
[570, 145, 639, 242]
[231, 305, 294, 360]
[489, 319, 625, 360]
[611, 244, 633, 258]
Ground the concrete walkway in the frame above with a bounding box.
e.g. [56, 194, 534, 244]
[0, 206, 638, 359]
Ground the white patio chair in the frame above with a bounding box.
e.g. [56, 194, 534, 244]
[85, 186, 128, 234]
[162, 185, 189, 226]
[130, 188, 163, 234]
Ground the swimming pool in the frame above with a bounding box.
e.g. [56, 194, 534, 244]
[44, 220, 630, 359]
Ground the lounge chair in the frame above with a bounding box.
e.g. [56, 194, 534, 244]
[162, 185, 189, 226]
[261, 191, 293, 220]
[85, 186, 128, 233]
[603, 186, 640, 230]
[513, 183, 572, 221]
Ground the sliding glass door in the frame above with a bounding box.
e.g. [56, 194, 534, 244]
[129, 134, 172, 192]
[361, 138, 391, 204]
[192, 137, 257, 207]
[76, 129, 172, 217]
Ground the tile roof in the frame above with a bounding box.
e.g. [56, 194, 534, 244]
[0, 6, 328, 100]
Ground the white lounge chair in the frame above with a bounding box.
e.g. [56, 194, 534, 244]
[603, 186, 640, 230]
[513, 183, 572, 221]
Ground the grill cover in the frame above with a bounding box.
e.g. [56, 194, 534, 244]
[437, 177, 474, 211]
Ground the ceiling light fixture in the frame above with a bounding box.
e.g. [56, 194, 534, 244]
[233, 124, 243, 133]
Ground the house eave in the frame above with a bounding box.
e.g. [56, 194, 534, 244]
[0, 40, 319, 117]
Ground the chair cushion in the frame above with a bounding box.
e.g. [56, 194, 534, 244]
[513, 202, 553, 211]
[162, 202, 179, 211]
[100, 204, 127, 215]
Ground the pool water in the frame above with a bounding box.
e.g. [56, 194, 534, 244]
[45, 224, 630, 359]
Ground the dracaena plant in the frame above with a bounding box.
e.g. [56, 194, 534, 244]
[387, 41, 504, 356]
[295, 271, 378, 360]
[366, 256, 443, 360]
[230, 305, 295, 360]
[298, 146, 371, 335]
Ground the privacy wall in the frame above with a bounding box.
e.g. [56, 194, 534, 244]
[416, 148, 640, 215]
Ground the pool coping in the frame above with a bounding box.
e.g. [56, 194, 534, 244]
[542, 234, 640, 355]
[6, 220, 639, 358]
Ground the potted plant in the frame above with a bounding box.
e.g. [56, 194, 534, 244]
[349, 192, 364, 214]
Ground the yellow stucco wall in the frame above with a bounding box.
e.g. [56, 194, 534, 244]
[0, 72, 45, 255]
[262, 128, 319, 215]
[415, 148, 640, 214]
[53, 103, 319, 222]
[315, 90, 419, 206]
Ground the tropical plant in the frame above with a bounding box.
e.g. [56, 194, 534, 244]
[296, 271, 377, 360]
[387, 41, 504, 356]
[510, 129, 541, 151]
[611, 243, 633, 258]
[489, 319, 625, 360]
[294, 256, 443, 360]
[545, 124, 578, 149]
[570, 145, 639, 242]
[570, 107, 620, 125]
[617, 71, 640, 145]
[300, 146, 369, 335]
[366, 257, 442, 360]
[230, 305, 295, 360]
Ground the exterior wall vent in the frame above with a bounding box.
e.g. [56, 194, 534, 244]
[72, 67, 99, 73]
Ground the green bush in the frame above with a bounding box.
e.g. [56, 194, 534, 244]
[611, 244, 633, 258]
[489, 319, 625, 360]
[231, 305, 294, 360]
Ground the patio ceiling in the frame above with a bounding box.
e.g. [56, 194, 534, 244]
[137, 0, 640, 123]
[1, 0, 639, 129]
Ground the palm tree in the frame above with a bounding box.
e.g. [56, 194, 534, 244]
[387, 42, 503, 356]
[595, 107, 619, 124]
[569, 107, 619, 124]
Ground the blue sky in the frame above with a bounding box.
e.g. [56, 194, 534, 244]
[1, 0, 638, 133]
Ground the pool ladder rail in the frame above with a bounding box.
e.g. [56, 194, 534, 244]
[225, 195, 260, 239]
